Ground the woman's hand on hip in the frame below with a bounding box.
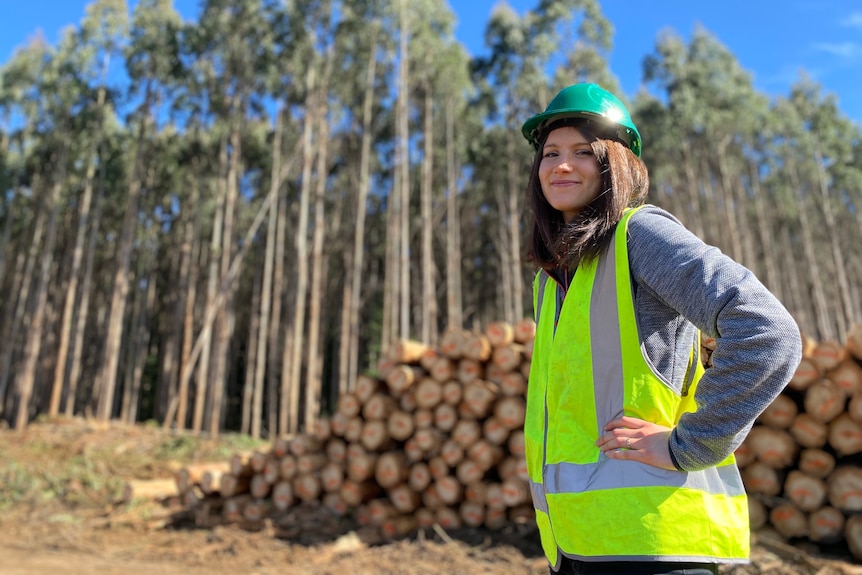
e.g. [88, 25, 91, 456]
[596, 416, 677, 471]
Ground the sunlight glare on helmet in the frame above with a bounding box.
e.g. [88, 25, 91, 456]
[604, 107, 623, 123]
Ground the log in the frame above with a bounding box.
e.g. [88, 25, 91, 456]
[329, 411, 349, 437]
[507, 430, 525, 457]
[344, 417, 363, 443]
[455, 458, 484, 485]
[355, 374, 384, 403]
[494, 396, 526, 429]
[811, 340, 846, 373]
[414, 408, 434, 429]
[388, 483, 422, 514]
[297, 453, 327, 475]
[733, 440, 755, 469]
[249, 473, 272, 499]
[513, 318, 536, 344]
[435, 506, 462, 530]
[828, 358, 862, 396]
[398, 388, 418, 412]
[797, 448, 836, 478]
[272, 436, 292, 458]
[415, 378, 443, 409]
[485, 482, 505, 510]
[362, 392, 397, 421]
[367, 498, 396, 525]
[419, 348, 441, 371]
[451, 419, 482, 449]
[228, 451, 255, 478]
[360, 420, 392, 452]
[243, 498, 270, 522]
[463, 380, 498, 418]
[440, 328, 467, 359]
[325, 438, 347, 464]
[337, 392, 362, 418]
[748, 496, 768, 530]
[404, 437, 424, 462]
[788, 357, 821, 391]
[385, 365, 424, 395]
[428, 456, 450, 480]
[459, 500, 486, 528]
[222, 495, 251, 523]
[803, 378, 846, 423]
[434, 475, 463, 506]
[289, 434, 323, 457]
[381, 514, 418, 539]
[467, 439, 504, 471]
[201, 468, 229, 495]
[827, 466, 862, 512]
[849, 392, 862, 422]
[465, 481, 489, 504]
[783, 470, 827, 512]
[249, 451, 270, 474]
[278, 454, 297, 481]
[413, 427, 444, 453]
[499, 371, 527, 397]
[429, 358, 457, 383]
[485, 506, 508, 530]
[808, 506, 845, 544]
[740, 461, 782, 496]
[485, 321, 515, 348]
[440, 439, 465, 467]
[262, 458, 280, 484]
[744, 426, 797, 469]
[788, 413, 828, 448]
[391, 339, 429, 364]
[292, 472, 321, 502]
[769, 503, 808, 539]
[320, 461, 344, 493]
[457, 359, 483, 385]
[314, 417, 331, 442]
[346, 444, 377, 482]
[339, 479, 381, 507]
[441, 380, 463, 406]
[407, 462, 432, 492]
[491, 344, 524, 372]
[757, 393, 798, 430]
[845, 514, 862, 560]
[415, 507, 436, 529]
[433, 402, 458, 432]
[501, 477, 530, 507]
[828, 413, 862, 456]
[387, 409, 415, 441]
[462, 333, 492, 362]
[375, 451, 409, 489]
[322, 491, 348, 517]
[220, 473, 251, 498]
[124, 478, 179, 502]
[482, 417, 510, 446]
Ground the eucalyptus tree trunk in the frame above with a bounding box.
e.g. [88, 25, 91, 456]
[715, 141, 743, 263]
[397, 0, 411, 341]
[495, 166, 514, 323]
[788, 158, 834, 341]
[209, 99, 245, 438]
[121, 269, 155, 423]
[193, 171, 225, 433]
[444, 98, 463, 330]
[49, 75, 109, 416]
[339, 30, 378, 393]
[66, 152, 107, 417]
[420, 84, 438, 345]
[505, 134, 523, 322]
[243, 261, 262, 436]
[284, 60, 318, 435]
[252, 107, 283, 439]
[15, 142, 69, 430]
[306, 51, 334, 430]
[95, 81, 154, 421]
[678, 143, 706, 240]
[814, 144, 852, 339]
[748, 159, 781, 295]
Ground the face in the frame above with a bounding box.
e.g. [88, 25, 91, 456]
[538, 126, 601, 222]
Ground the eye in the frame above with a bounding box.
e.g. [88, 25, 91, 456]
[542, 151, 558, 159]
[575, 149, 593, 156]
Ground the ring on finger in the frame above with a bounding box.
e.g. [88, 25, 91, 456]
[626, 438, 631, 449]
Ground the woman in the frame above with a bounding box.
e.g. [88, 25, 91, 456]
[521, 83, 803, 575]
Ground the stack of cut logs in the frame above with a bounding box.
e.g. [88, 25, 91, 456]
[733, 323, 862, 559]
[172, 320, 862, 560]
[174, 319, 538, 539]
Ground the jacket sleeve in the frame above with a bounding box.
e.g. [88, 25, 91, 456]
[627, 206, 803, 471]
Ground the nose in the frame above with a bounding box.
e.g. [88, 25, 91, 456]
[552, 157, 572, 173]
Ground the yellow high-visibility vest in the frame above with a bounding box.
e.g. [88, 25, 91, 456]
[525, 206, 749, 569]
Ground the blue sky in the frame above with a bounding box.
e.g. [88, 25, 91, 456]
[2, 0, 862, 126]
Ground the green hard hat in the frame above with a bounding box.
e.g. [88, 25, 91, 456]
[521, 83, 642, 157]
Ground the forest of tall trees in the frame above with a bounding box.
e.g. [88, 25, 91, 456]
[1, 0, 860, 437]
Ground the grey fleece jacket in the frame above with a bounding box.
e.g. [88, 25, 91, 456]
[622, 205, 803, 471]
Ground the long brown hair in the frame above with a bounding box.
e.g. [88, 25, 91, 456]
[526, 118, 650, 270]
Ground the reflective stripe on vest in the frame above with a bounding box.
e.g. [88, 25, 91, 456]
[525, 207, 749, 568]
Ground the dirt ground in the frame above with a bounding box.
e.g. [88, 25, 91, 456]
[2, 419, 861, 575]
